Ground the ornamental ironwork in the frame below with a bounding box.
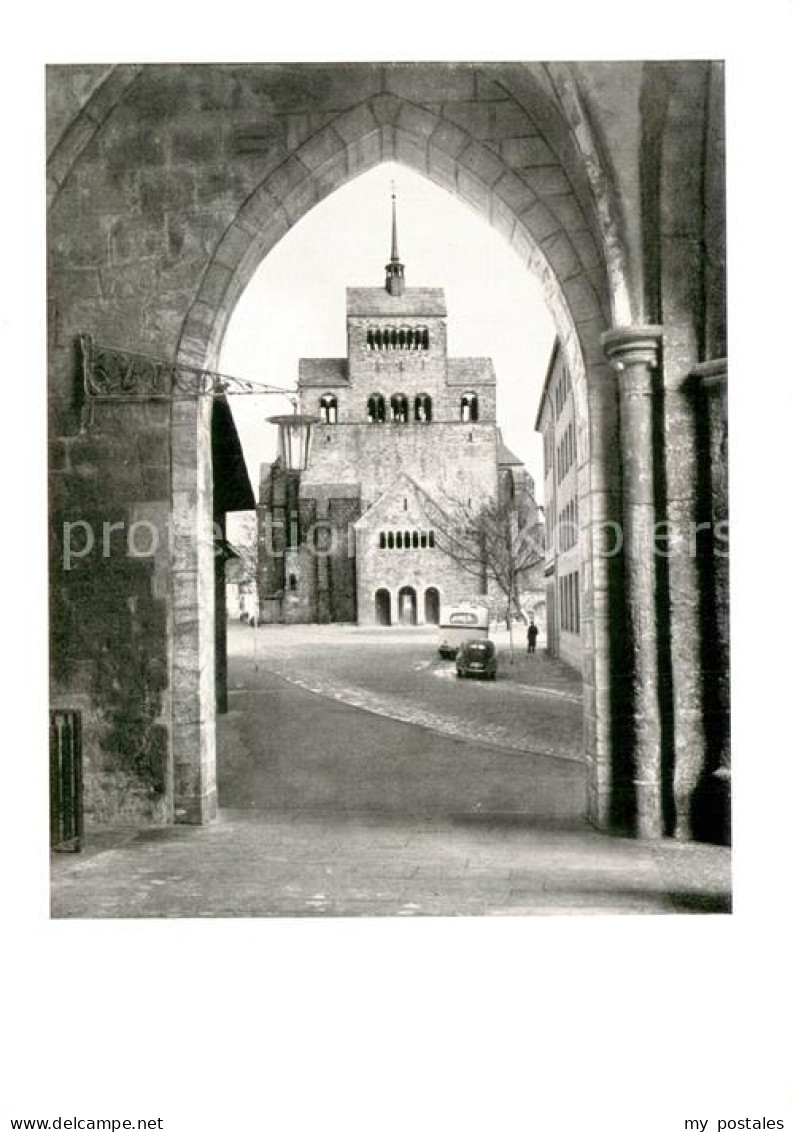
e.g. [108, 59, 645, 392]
[78, 333, 297, 405]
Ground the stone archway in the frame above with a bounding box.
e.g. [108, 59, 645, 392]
[172, 93, 626, 830]
[47, 63, 643, 832]
[424, 587, 440, 626]
[375, 588, 392, 626]
[398, 586, 418, 626]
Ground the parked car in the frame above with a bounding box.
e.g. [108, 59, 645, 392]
[455, 638, 498, 680]
[438, 606, 489, 659]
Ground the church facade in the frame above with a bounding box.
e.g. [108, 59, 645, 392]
[257, 197, 539, 627]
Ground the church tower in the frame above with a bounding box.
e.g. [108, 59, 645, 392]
[258, 186, 535, 627]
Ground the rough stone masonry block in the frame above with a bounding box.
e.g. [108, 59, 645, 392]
[394, 131, 429, 176]
[500, 135, 556, 168]
[492, 170, 536, 215]
[384, 64, 476, 105]
[519, 200, 563, 245]
[313, 150, 350, 205]
[332, 102, 379, 145]
[257, 154, 309, 206]
[109, 215, 168, 264]
[346, 130, 382, 178]
[457, 140, 504, 187]
[395, 101, 439, 142]
[542, 232, 585, 283]
[490, 195, 516, 244]
[296, 125, 347, 171]
[368, 93, 402, 127]
[427, 145, 458, 196]
[279, 175, 318, 228]
[194, 260, 234, 311]
[521, 166, 572, 198]
[456, 168, 491, 217]
[428, 118, 470, 161]
[139, 167, 196, 215]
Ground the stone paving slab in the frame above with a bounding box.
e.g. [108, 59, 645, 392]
[51, 809, 731, 918]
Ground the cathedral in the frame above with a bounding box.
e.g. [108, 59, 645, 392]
[257, 194, 539, 627]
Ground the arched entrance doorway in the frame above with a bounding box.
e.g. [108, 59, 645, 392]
[375, 588, 392, 626]
[424, 587, 440, 625]
[398, 587, 417, 626]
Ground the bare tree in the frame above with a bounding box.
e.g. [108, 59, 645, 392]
[419, 488, 545, 663]
[229, 513, 258, 585]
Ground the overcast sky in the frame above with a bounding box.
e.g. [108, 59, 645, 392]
[219, 162, 556, 508]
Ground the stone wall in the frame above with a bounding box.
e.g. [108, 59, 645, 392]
[50, 397, 173, 825]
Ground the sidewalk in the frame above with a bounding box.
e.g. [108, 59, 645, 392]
[51, 808, 731, 918]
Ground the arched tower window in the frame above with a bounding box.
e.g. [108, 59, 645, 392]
[390, 394, 409, 423]
[367, 394, 386, 423]
[319, 393, 338, 424]
[414, 394, 432, 422]
[460, 394, 479, 422]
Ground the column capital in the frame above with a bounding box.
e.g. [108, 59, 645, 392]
[690, 356, 727, 392]
[601, 326, 663, 371]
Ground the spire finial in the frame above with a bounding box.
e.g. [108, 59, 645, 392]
[385, 181, 405, 296]
[390, 180, 399, 263]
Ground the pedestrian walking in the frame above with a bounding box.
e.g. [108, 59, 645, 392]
[527, 622, 538, 654]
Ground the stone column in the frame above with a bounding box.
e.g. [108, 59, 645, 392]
[170, 391, 218, 824]
[602, 327, 664, 839]
[693, 358, 730, 839]
[314, 497, 332, 624]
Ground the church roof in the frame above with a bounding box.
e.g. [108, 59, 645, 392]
[298, 358, 349, 386]
[447, 357, 496, 385]
[346, 287, 447, 318]
[497, 433, 524, 467]
[354, 472, 446, 530]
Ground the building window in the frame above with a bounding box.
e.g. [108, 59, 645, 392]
[387, 531, 395, 549]
[390, 394, 409, 423]
[428, 530, 436, 548]
[460, 394, 479, 423]
[288, 573, 298, 591]
[365, 325, 430, 351]
[367, 394, 386, 423]
[319, 393, 338, 423]
[414, 393, 432, 422]
[379, 532, 387, 549]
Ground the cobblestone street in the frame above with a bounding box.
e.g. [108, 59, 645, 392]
[230, 622, 584, 763]
[51, 624, 731, 917]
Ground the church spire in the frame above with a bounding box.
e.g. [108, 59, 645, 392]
[385, 184, 405, 297]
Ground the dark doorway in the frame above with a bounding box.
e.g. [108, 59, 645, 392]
[375, 588, 392, 626]
[398, 586, 417, 626]
[424, 586, 440, 625]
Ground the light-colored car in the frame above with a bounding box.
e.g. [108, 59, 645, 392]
[438, 606, 489, 659]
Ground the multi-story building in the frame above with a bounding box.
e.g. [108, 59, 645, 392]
[258, 196, 539, 626]
[535, 338, 582, 670]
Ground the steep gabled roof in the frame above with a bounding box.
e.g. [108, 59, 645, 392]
[346, 287, 447, 318]
[354, 472, 447, 531]
[298, 358, 349, 386]
[497, 430, 524, 468]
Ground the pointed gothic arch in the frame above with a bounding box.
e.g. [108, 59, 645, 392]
[51, 63, 697, 838]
